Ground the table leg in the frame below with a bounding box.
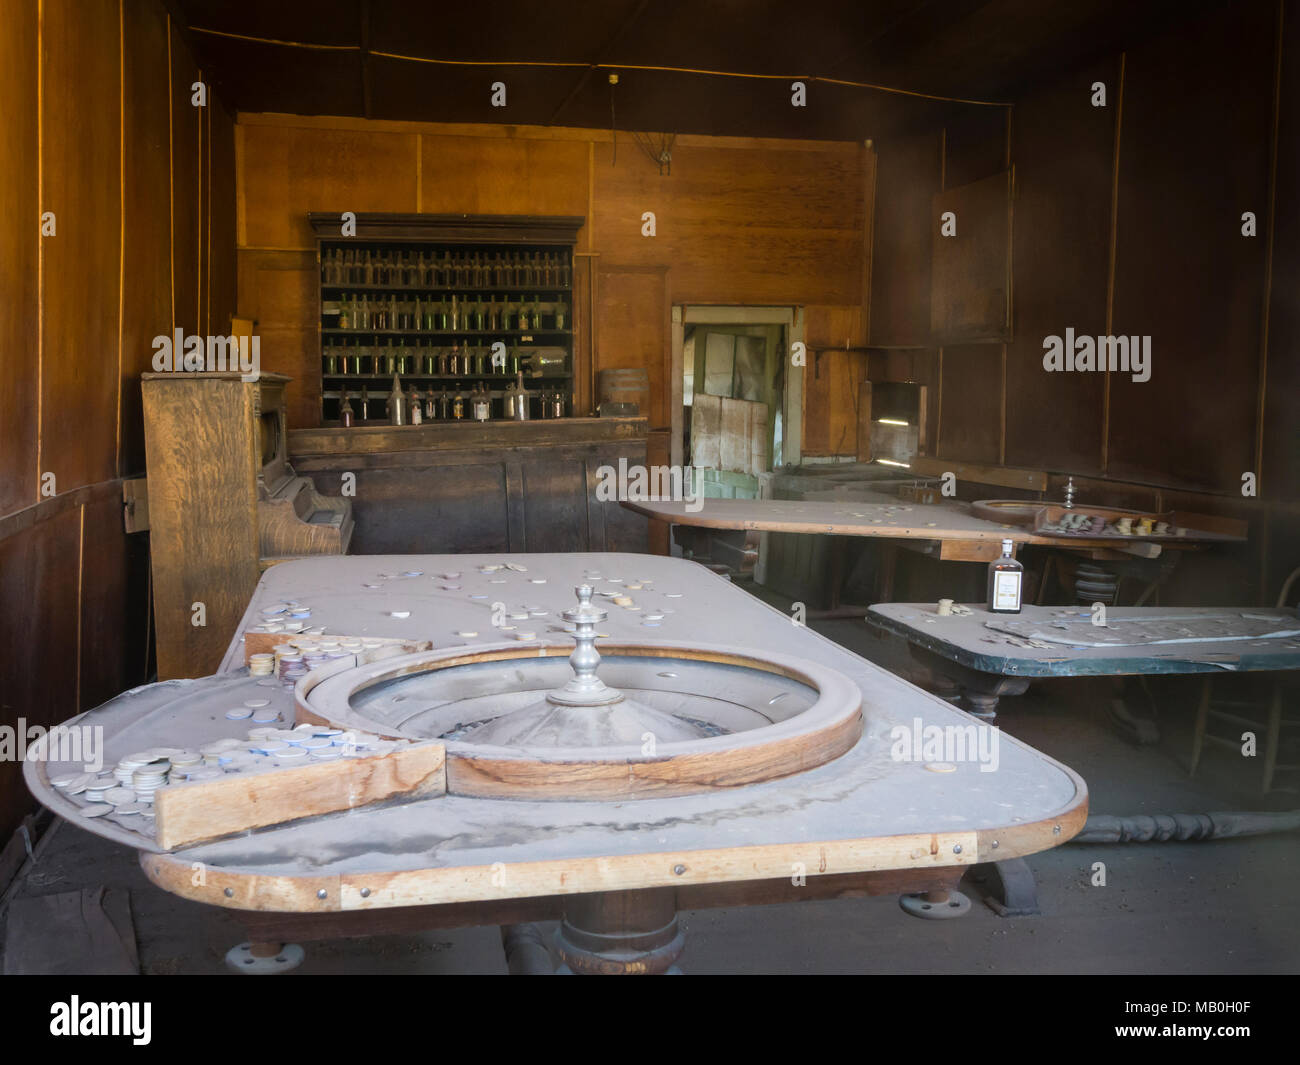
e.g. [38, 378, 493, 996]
[1189, 676, 1213, 775]
[554, 889, 684, 975]
[1263, 682, 1282, 793]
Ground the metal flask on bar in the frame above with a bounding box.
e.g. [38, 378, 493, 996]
[388, 373, 407, 426]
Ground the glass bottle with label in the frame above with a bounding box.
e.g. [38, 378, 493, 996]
[987, 539, 1023, 614]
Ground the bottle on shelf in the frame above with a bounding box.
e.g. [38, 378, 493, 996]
[471, 382, 491, 422]
[339, 387, 354, 427]
[452, 387, 465, 420]
[388, 374, 407, 426]
[987, 539, 1023, 614]
[360, 385, 371, 422]
[410, 388, 423, 425]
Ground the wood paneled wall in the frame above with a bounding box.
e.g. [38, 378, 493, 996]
[0, 0, 235, 843]
[868, 0, 1300, 602]
[234, 114, 870, 438]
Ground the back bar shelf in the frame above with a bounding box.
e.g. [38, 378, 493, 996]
[310, 213, 584, 425]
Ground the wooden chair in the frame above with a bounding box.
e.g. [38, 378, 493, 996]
[1189, 566, 1300, 792]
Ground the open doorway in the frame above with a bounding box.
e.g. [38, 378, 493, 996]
[671, 306, 803, 493]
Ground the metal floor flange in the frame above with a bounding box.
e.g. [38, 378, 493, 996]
[899, 889, 972, 919]
[225, 942, 306, 974]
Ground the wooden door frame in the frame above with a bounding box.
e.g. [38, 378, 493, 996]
[671, 305, 803, 470]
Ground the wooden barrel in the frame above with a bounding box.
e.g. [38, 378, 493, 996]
[597, 368, 649, 415]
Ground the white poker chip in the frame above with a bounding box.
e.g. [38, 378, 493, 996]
[276, 748, 308, 760]
[103, 787, 136, 805]
[115, 803, 146, 815]
[243, 698, 270, 708]
[51, 773, 92, 790]
[82, 804, 113, 818]
[455, 630, 478, 638]
[389, 611, 411, 619]
[225, 708, 253, 720]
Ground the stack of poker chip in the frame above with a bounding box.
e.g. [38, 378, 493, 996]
[249, 652, 275, 676]
[131, 763, 168, 804]
[114, 753, 152, 784]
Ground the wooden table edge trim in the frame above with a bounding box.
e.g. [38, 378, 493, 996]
[618, 500, 1244, 546]
[865, 607, 1300, 677]
[137, 785, 1088, 913]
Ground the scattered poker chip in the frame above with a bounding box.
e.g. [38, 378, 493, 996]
[82, 805, 113, 818]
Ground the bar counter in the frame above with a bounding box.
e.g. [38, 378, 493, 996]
[288, 417, 649, 554]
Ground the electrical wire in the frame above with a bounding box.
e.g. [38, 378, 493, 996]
[186, 28, 1013, 107]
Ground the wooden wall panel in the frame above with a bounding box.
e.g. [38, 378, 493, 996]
[120, 0, 173, 478]
[869, 130, 942, 347]
[0, 509, 81, 839]
[943, 106, 1009, 188]
[938, 344, 1002, 464]
[240, 124, 419, 248]
[207, 98, 239, 336]
[1004, 57, 1117, 477]
[170, 19, 201, 339]
[591, 139, 863, 306]
[79, 492, 130, 710]
[1108, 1, 1274, 491]
[1262, 4, 1300, 502]
[418, 135, 588, 217]
[0, 0, 39, 516]
[39, 0, 121, 494]
[240, 255, 319, 426]
[803, 304, 868, 457]
[595, 266, 669, 428]
[522, 462, 590, 552]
